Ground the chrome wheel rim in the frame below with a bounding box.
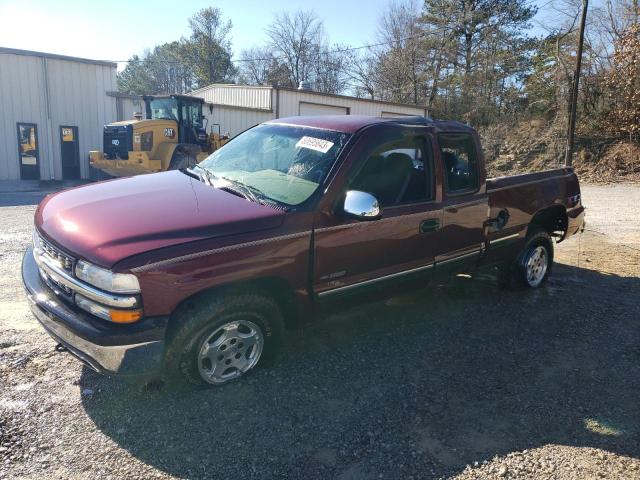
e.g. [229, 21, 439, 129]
[197, 320, 264, 385]
[525, 245, 548, 287]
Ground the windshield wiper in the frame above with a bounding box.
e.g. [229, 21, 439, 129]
[190, 170, 287, 210]
[188, 164, 216, 186]
[219, 176, 261, 203]
[222, 180, 290, 211]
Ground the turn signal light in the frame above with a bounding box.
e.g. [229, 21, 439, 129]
[76, 294, 142, 323]
[109, 309, 143, 324]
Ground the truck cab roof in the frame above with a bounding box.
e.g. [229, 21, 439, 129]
[268, 115, 474, 134]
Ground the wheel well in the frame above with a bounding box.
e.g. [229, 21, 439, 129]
[168, 277, 299, 332]
[527, 205, 568, 239]
[170, 144, 200, 159]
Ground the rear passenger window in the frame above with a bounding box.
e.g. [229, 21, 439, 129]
[439, 134, 478, 194]
[350, 138, 433, 206]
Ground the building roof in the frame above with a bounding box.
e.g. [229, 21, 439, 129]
[276, 86, 428, 112]
[0, 47, 117, 68]
[191, 83, 428, 112]
[269, 115, 473, 134]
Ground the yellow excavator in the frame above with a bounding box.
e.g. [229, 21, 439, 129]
[89, 94, 229, 177]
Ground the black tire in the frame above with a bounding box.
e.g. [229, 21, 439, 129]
[498, 230, 554, 289]
[164, 291, 284, 387]
[168, 151, 195, 170]
[168, 144, 201, 170]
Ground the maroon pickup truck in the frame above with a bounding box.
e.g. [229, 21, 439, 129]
[22, 115, 584, 386]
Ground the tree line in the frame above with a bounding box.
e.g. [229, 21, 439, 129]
[118, 1, 639, 142]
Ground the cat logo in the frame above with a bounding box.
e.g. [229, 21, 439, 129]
[164, 128, 175, 138]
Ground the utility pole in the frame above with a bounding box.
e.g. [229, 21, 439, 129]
[565, 0, 589, 166]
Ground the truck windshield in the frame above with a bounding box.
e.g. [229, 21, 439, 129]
[199, 124, 351, 206]
[149, 98, 178, 121]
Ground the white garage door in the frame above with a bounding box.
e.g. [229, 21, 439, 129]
[299, 102, 349, 116]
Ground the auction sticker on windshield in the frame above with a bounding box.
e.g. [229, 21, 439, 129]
[295, 136, 334, 154]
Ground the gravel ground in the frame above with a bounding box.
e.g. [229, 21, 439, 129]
[0, 185, 639, 480]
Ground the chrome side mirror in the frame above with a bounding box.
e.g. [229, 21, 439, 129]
[343, 190, 381, 220]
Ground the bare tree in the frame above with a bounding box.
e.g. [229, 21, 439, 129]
[237, 47, 275, 85]
[376, 0, 426, 103]
[344, 50, 379, 100]
[266, 10, 325, 88]
[313, 45, 351, 93]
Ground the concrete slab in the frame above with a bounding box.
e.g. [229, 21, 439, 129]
[0, 180, 91, 194]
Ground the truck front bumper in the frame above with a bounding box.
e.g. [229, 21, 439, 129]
[22, 247, 168, 376]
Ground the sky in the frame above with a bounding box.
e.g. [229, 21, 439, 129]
[0, 0, 591, 70]
[0, 0, 391, 67]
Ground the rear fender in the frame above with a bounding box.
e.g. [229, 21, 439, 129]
[527, 205, 568, 241]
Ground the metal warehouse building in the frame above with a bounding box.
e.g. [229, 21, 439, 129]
[190, 84, 429, 137]
[0, 47, 121, 181]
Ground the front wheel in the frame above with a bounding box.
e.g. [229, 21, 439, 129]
[197, 319, 265, 384]
[498, 230, 553, 289]
[164, 292, 284, 386]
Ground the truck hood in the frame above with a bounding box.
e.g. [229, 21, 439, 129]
[35, 171, 286, 268]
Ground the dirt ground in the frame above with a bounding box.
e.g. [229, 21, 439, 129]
[0, 185, 638, 479]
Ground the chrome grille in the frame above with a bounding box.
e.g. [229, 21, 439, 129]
[38, 233, 75, 272]
[31, 229, 140, 313]
[33, 231, 76, 300]
[41, 268, 73, 298]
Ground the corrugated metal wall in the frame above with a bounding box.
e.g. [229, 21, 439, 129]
[0, 50, 117, 180]
[191, 85, 427, 139]
[204, 105, 273, 138]
[277, 89, 426, 117]
[0, 53, 49, 180]
[192, 84, 272, 110]
[116, 96, 145, 121]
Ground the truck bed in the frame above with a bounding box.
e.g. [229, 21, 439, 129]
[485, 167, 583, 252]
[486, 167, 575, 193]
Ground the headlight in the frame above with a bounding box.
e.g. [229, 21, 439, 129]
[75, 260, 140, 294]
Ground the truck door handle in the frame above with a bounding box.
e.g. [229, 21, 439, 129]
[486, 209, 510, 230]
[420, 219, 440, 233]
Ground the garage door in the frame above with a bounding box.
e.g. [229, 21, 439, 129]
[299, 102, 349, 116]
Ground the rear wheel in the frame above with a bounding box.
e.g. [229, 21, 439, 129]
[522, 245, 549, 287]
[168, 146, 199, 170]
[498, 230, 553, 289]
[164, 292, 284, 386]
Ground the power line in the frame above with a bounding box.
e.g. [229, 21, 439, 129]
[107, 1, 569, 68]
[113, 26, 538, 70]
[111, 26, 455, 66]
